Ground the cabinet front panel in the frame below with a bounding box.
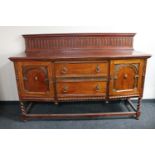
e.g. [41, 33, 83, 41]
[109, 59, 144, 97]
[57, 81, 107, 97]
[15, 61, 54, 99]
[55, 61, 108, 77]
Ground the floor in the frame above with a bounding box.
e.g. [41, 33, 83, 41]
[0, 100, 155, 129]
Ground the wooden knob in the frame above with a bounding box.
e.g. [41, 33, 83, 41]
[63, 86, 68, 93]
[124, 74, 128, 79]
[34, 76, 38, 80]
[96, 84, 100, 91]
[96, 65, 100, 73]
[61, 66, 68, 74]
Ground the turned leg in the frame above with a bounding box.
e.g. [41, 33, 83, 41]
[19, 101, 27, 121]
[26, 102, 33, 113]
[136, 98, 142, 120]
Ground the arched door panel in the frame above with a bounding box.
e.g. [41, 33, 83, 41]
[15, 61, 54, 100]
[110, 59, 144, 97]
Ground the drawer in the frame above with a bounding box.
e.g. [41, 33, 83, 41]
[55, 62, 108, 77]
[57, 81, 107, 97]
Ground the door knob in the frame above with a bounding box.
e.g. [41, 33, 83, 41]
[124, 74, 128, 79]
[34, 76, 38, 80]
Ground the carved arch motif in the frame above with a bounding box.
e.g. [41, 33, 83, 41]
[113, 63, 140, 91]
[22, 66, 49, 92]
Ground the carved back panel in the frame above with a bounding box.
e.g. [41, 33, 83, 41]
[23, 33, 135, 53]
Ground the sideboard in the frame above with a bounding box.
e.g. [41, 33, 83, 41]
[9, 33, 151, 121]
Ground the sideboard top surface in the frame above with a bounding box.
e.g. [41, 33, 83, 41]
[9, 49, 151, 61]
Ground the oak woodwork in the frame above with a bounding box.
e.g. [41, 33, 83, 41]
[55, 61, 108, 78]
[9, 33, 151, 120]
[109, 59, 144, 97]
[15, 61, 54, 99]
[23, 33, 135, 53]
[57, 80, 107, 98]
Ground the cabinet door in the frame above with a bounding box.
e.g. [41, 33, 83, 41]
[109, 59, 145, 97]
[15, 61, 54, 100]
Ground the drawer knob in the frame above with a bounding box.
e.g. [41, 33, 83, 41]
[96, 84, 100, 91]
[96, 65, 100, 73]
[61, 66, 68, 74]
[63, 86, 68, 93]
[124, 74, 128, 79]
[34, 76, 38, 80]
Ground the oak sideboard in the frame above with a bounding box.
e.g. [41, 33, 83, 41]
[9, 33, 151, 121]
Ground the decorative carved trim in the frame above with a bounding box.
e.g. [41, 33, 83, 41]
[22, 66, 49, 92]
[115, 63, 139, 74]
[56, 77, 108, 82]
[113, 63, 139, 91]
[58, 96, 106, 101]
[22, 66, 48, 76]
[23, 34, 134, 53]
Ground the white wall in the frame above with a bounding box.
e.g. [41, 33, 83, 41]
[0, 26, 155, 100]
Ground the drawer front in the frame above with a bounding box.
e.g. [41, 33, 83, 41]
[57, 81, 107, 97]
[55, 62, 108, 77]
